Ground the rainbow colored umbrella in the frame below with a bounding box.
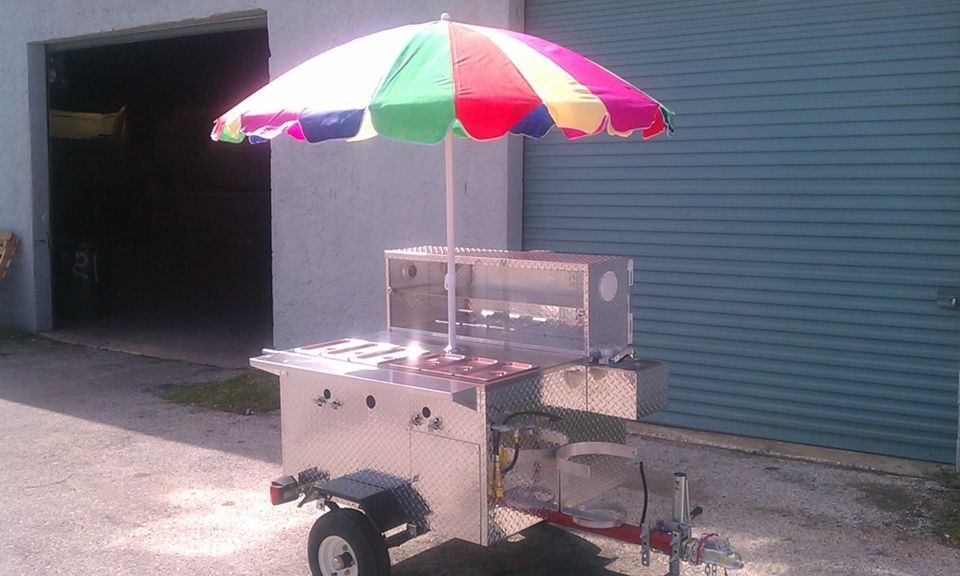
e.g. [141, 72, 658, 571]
[211, 14, 673, 350]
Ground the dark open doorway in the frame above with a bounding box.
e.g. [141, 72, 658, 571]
[46, 26, 273, 367]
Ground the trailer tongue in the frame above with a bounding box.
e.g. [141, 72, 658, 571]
[253, 247, 743, 576]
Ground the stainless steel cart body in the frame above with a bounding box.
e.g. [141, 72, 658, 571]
[253, 248, 742, 575]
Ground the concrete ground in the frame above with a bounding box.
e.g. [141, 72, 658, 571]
[1, 337, 958, 576]
[46, 304, 272, 369]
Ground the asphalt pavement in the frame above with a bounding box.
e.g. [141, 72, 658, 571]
[1, 336, 957, 576]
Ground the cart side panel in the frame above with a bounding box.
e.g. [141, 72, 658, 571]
[411, 432, 482, 543]
[585, 257, 632, 357]
[280, 371, 412, 483]
[483, 369, 629, 545]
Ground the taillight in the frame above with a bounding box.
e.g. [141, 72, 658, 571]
[270, 475, 300, 505]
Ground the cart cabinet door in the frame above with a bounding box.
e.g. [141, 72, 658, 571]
[410, 432, 481, 544]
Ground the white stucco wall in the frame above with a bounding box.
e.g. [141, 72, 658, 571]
[0, 0, 524, 344]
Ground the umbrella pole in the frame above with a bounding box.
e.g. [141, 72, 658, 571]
[444, 131, 458, 353]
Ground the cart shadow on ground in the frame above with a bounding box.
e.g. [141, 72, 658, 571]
[392, 523, 630, 576]
[0, 337, 280, 464]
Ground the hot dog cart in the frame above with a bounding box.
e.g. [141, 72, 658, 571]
[253, 247, 743, 576]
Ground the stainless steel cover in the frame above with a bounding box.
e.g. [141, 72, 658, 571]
[385, 247, 633, 360]
[252, 335, 668, 546]
[254, 247, 669, 548]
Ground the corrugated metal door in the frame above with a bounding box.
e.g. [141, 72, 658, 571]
[522, 0, 960, 462]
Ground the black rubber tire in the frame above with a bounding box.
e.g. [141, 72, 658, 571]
[307, 508, 391, 576]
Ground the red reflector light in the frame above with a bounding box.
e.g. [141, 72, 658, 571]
[270, 475, 299, 505]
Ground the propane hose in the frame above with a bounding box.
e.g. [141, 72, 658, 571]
[494, 410, 562, 476]
[639, 460, 648, 524]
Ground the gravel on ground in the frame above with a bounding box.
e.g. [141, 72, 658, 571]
[1, 337, 957, 576]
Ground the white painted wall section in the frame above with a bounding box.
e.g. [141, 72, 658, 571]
[0, 0, 524, 346]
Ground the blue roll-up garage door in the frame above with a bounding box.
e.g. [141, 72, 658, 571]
[522, 0, 960, 462]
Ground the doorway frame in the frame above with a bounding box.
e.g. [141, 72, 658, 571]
[30, 10, 269, 332]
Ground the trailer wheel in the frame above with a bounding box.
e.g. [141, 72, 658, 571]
[308, 508, 390, 576]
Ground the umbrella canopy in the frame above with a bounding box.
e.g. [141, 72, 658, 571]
[211, 14, 672, 351]
[211, 16, 673, 146]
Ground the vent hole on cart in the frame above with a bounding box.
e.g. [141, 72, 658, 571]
[366, 395, 376, 409]
[421, 406, 431, 418]
[323, 389, 331, 399]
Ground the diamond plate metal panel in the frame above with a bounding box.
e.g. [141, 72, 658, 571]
[480, 369, 629, 545]
[586, 360, 668, 420]
[496, 429, 564, 539]
[280, 371, 412, 482]
[404, 388, 487, 444]
[482, 373, 555, 544]
[539, 364, 587, 412]
[587, 365, 637, 420]
[633, 359, 670, 418]
[411, 432, 482, 543]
